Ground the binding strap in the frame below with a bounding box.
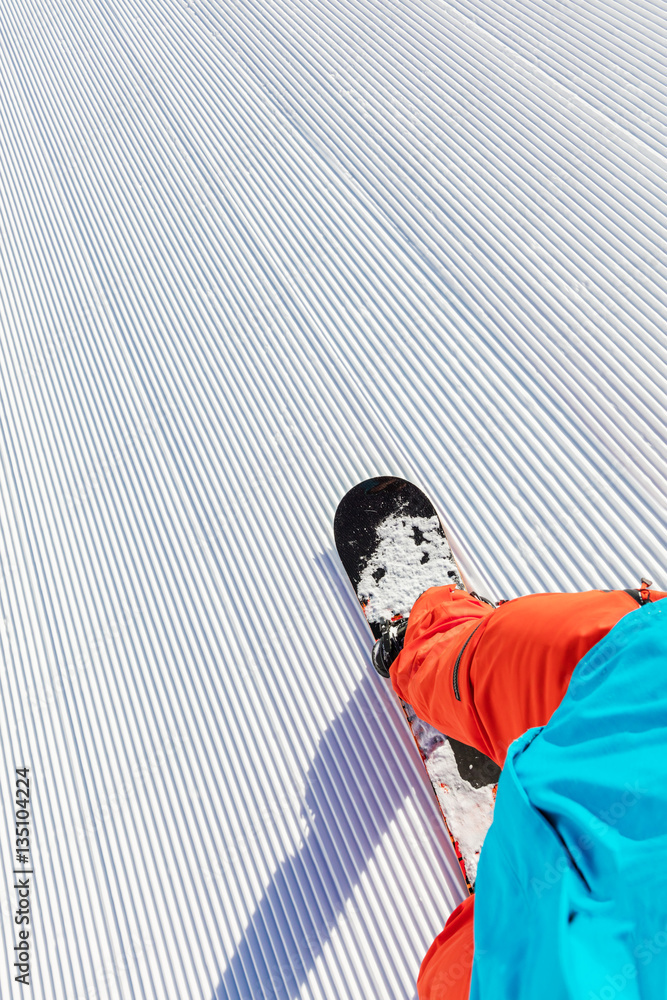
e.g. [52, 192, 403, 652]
[624, 588, 653, 607]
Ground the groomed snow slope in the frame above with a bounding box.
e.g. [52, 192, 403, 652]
[1, 0, 666, 997]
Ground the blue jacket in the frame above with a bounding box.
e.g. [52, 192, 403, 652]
[471, 600, 667, 999]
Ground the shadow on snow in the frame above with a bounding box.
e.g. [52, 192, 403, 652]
[209, 551, 460, 999]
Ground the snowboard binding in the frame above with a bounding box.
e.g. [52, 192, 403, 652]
[371, 618, 409, 677]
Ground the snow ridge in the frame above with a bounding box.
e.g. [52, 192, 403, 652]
[1, 0, 666, 998]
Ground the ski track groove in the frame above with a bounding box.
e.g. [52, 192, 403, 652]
[1, 0, 666, 996]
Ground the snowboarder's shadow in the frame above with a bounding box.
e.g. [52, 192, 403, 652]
[209, 551, 461, 1000]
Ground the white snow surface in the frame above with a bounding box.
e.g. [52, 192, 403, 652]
[2, 0, 667, 998]
[357, 513, 459, 623]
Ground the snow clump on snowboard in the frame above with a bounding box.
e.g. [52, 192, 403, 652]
[357, 512, 459, 624]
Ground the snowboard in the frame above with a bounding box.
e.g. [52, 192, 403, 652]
[334, 476, 500, 891]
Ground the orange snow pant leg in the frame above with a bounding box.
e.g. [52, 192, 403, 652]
[417, 897, 476, 1000]
[391, 585, 667, 769]
[390, 585, 667, 1000]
